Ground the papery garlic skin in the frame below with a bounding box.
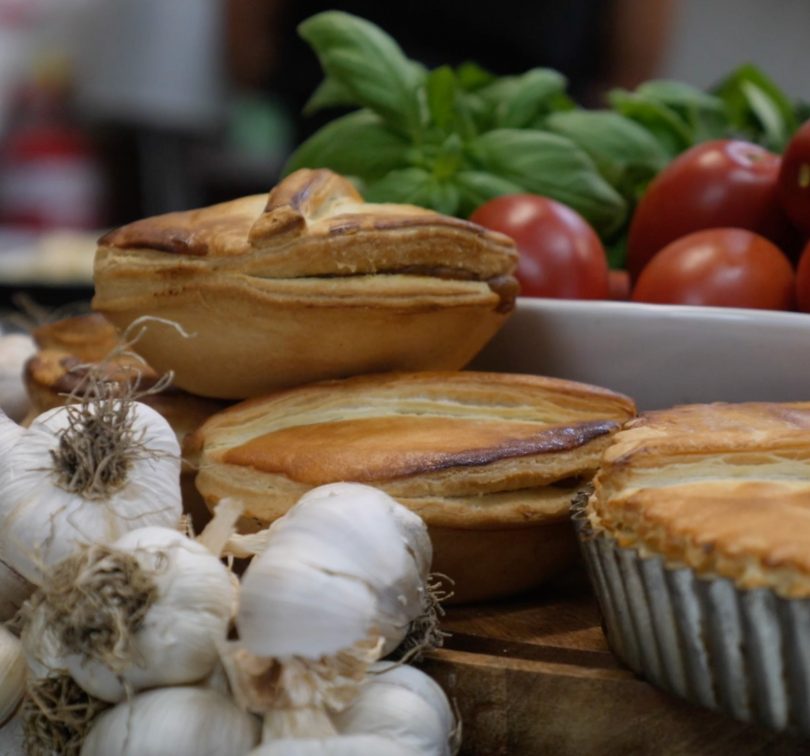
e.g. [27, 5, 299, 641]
[25, 527, 234, 703]
[0, 333, 35, 423]
[80, 686, 259, 756]
[239, 552, 379, 659]
[332, 663, 456, 756]
[0, 403, 182, 585]
[0, 627, 25, 728]
[248, 734, 421, 756]
[238, 483, 431, 659]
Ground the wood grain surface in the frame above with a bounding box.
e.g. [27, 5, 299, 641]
[421, 569, 809, 756]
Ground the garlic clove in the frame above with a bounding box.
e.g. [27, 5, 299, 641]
[238, 554, 379, 658]
[332, 666, 456, 756]
[0, 627, 25, 728]
[80, 686, 260, 756]
[247, 734, 422, 756]
[367, 662, 457, 740]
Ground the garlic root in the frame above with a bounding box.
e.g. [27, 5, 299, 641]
[22, 672, 109, 756]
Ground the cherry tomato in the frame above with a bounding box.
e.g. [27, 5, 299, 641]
[778, 119, 810, 235]
[469, 194, 609, 299]
[796, 240, 810, 312]
[627, 140, 797, 280]
[631, 228, 795, 310]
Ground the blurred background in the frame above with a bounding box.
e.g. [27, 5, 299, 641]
[0, 0, 807, 306]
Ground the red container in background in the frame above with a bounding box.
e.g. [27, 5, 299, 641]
[0, 64, 103, 231]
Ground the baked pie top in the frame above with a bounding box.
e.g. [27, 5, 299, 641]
[588, 401, 810, 597]
[97, 168, 518, 282]
[186, 371, 636, 527]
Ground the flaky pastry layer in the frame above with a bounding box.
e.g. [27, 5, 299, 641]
[188, 371, 636, 528]
[96, 168, 517, 280]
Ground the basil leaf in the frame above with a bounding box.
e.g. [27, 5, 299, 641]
[467, 129, 627, 236]
[544, 110, 668, 189]
[298, 11, 425, 137]
[302, 76, 358, 116]
[636, 80, 725, 113]
[365, 168, 460, 215]
[283, 110, 411, 180]
[713, 64, 797, 150]
[426, 66, 457, 132]
[742, 81, 790, 150]
[454, 171, 524, 217]
[634, 80, 728, 141]
[455, 62, 497, 91]
[477, 68, 568, 130]
[608, 90, 693, 157]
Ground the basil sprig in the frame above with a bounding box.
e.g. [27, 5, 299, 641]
[286, 11, 628, 236]
[286, 11, 803, 252]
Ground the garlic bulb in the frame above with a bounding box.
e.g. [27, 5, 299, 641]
[0, 333, 35, 423]
[23, 526, 234, 703]
[80, 686, 260, 756]
[248, 734, 421, 756]
[332, 663, 458, 756]
[0, 627, 25, 727]
[238, 482, 432, 659]
[0, 395, 182, 585]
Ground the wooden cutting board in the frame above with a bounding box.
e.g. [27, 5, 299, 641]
[421, 568, 809, 756]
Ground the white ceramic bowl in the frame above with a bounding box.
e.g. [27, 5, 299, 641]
[472, 298, 810, 410]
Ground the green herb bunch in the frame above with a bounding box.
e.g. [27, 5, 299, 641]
[285, 11, 804, 250]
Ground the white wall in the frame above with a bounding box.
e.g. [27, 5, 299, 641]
[660, 0, 810, 99]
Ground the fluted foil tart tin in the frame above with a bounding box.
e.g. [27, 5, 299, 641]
[571, 495, 810, 736]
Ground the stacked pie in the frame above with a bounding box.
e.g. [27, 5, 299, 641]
[187, 371, 635, 602]
[93, 168, 519, 399]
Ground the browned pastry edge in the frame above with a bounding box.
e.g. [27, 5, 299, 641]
[94, 167, 518, 313]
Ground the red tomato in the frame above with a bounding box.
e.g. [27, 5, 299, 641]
[627, 140, 797, 280]
[469, 194, 609, 299]
[778, 119, 810, 235]
[796, 240, 810, 312]
[631, 228, 795, 310]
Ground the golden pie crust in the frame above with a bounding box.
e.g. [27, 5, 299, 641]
[588, 401, 810, 598]
[187, 370, 636, 525]
[92, 169, 519, 399]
